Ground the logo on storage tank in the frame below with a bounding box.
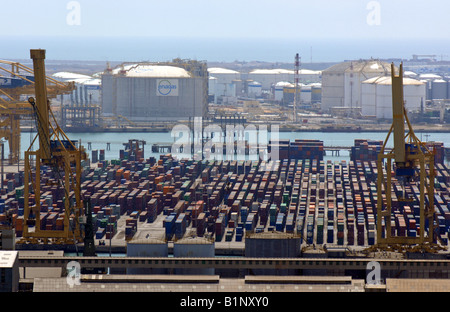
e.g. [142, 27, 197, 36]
[157, 79, 178, 96]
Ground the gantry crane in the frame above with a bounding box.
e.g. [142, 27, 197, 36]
[18, 49, 87, 245]
[0, 59, 75, 164]
[375, 63, 442, 252]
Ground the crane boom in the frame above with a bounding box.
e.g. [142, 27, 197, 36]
[30, 49, 51, 160]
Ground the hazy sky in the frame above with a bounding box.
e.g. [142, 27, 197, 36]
[2, 0, 450, 40]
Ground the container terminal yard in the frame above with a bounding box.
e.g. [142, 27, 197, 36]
[0, 50, 450, 294]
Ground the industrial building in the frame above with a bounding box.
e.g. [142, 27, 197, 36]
[173, 237, 215, 275]
[207, 67, 321, 104]
[101, 60, 208, 121]
[248, 68, 321, 90]
[0, 251, 19, 292]
[361, 76, 426, 118]
[126, 238, 168, 275]
[207, 67, 241, 104]
[321, 60, 393, 113]
[52, 72, 101, 105]
[418, 74, 450, 102]
[52, 71, 102, 129]
[276, 82, 322, 106]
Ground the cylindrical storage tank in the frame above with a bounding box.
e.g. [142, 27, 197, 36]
[311, 83, 322, 103]
[421, 80, 432, 101]
[274, 82, 290, 102]
[215, 82, 237, 98]
[244, 232, 301, 275]
[126, 238, 169, 274]
[173, 237, 215, 275]
[282, 83, 295, 104]
[102, 63, 208, 122]
[208, 76, 217, 96]
[232, 79, 244, 96]
[247, 81, 262, 98]
[207, 68, 240, 84]
[300, 84, 312, 104]
[431, 79, 448, 100]
[362, 76, 425, 119]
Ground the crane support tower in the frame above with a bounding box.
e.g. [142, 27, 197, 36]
[19, 49, 87, 245]
[376, 63, 438, 250]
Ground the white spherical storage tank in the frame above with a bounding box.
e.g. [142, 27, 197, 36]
[173, 236, 215, 275]
[361, 76, 426, 119]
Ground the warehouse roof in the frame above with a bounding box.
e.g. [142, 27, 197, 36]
[418, 73, 442, 80]
[250, 68, 321, 75]
[208, 67, 240, 74]
[246, 231, 301, 240]
[52, 72, 92, 80]
[0, 251, 18, 268]
[83, 78, 101, 86]
[66, 78, 102, 85]
[250, 69, 293, 75]
[174, 236, 214, 245]
[128, 238, 167, 245]
[404, 71, 417, 77]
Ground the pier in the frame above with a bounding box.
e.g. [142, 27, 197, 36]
[151, 143, 367, 156]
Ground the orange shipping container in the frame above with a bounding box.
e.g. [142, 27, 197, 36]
[15, 217, 24, 231]
[196, 200, 204, 210]
[163, 186, 170, 195]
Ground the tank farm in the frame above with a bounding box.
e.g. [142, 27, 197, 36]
[3, 137, 450, 252]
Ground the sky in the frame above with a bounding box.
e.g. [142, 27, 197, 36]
[1, 0, 449, 62]
[2, 0, 449, 39]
